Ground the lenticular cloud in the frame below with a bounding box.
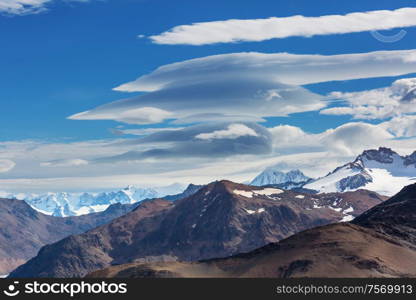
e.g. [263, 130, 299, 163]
[69, 50, 416, 125]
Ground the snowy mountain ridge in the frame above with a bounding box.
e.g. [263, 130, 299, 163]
[250, 168, 311, 187]
[1, 184, 185, 217]
[304, 147, 416, 196]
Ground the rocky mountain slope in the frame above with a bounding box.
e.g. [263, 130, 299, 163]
[304, 147, 416, 196]
[162, 184, 203, 201]
[0, 198, 139, 275]
[89, 183, 416, 278]
[9, 180, 386, 278]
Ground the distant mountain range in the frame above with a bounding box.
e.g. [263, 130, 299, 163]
[251, 147, 416, 196]
[1, 184, 185, 217]
[9, 180, 386, 278]
[0, 198, 139, 275]
[87, 183, 416, 278]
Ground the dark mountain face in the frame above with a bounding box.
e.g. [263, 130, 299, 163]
[9, 180, 386, 278]
[0, 198, 139, 275]
[88, 183, 416, 279]
[353, 183, 416, 245]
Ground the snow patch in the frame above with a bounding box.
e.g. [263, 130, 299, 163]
[340, 215, 355, 222]
[255, 188, 284, 196]
[295, 195, 305, 199]
[234, 188, 283, 198]
[244, 208, 265, 215]
[233, 190, 253, 198]
[30, 206, 53, 216]
[344, 206, 354, 214]
[329, 207, 342, 212]
[363, 168, 416, 196]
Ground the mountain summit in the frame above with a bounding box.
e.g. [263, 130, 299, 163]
[251, 168, 311, 187]
[304, 147, 416, 196]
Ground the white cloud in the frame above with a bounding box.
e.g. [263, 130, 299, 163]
[269, 122, 394, 156]
[0, 0, 91, 15]
[0, 0, 51, 15]
[319, 122, 394, 156]
[150, 8, 416, 45]
[380, 115, 416, 138]
[0, 159, 15, 173]
[195, 124, 259, 140]
[70, 107, 173, 125]
[269, 125, 311, 147]
[321, 77, 416, 119]
[70, 50, 416, 125]
[41, 158, 88, 167]
[110, 127, 186, 136]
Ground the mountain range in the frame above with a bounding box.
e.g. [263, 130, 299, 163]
[1, 184, 185, 217]
[9, 180, 386, 278]
[5, 147, 414, 219]
[0, 198, 139, 275]
[4, 146, 416, 278]
[251, 148, 416, 197]
[88, 183, 416, 278]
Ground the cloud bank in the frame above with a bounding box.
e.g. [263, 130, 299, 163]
[97, 122, 272, 162]
[150, 8, 416, 45]
[69, 50, 416, 125]
[321, 77, 416, 119]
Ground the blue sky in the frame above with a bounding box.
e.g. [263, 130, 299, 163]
[1, 0, 416, 192]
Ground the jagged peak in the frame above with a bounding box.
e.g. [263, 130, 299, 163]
[361, 147, 397, 157]
[251, 167, 310, 186]
[184, 183, 202, 190]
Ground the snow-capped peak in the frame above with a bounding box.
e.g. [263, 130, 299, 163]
[304, 147, 416, 196]
[251, 168, 311, 187]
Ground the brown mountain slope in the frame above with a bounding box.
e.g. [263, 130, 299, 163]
[89, 223, 416, 278]
[0, 198, 138, 274]
[9, 180, 386, 278]
[88, 184, 416, 278]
